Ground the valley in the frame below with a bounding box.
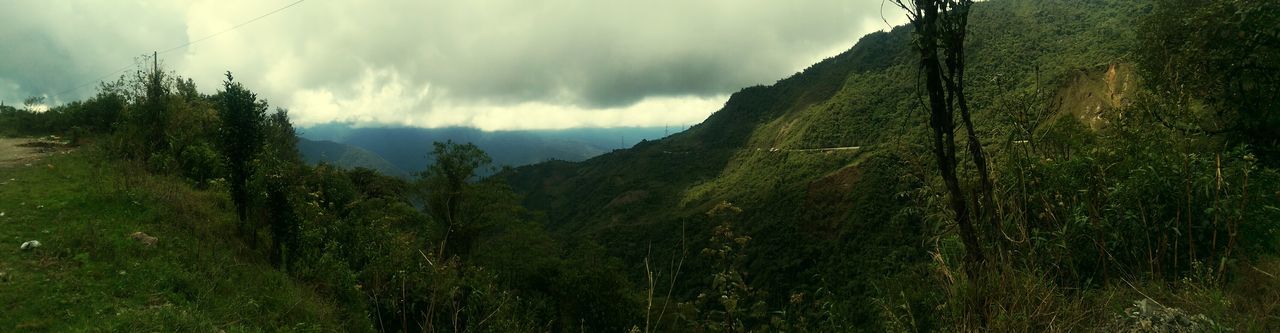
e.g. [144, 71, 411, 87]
[2, 0, 1278, 331]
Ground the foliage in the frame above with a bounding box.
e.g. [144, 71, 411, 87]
[1137, 0, 1280, 160]
[892, 0, 991, 273]
[996, 98, 1280, 287]
[215, 71, 268, 242]
[0, 149, 368, 331]
[137, 57, 171, 156]
[690, 202, 768, 332]
[1, 53, 648, 333]
[296, 138, 408, 178]
[3, 0, 1280, 331]
[504, 0, 1280, 331]
[418, 140, 494, 259]
[259, 108, 304, 267]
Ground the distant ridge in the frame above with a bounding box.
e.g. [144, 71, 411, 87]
[298, 125, 670, 174]
[296, 137, 408, 178]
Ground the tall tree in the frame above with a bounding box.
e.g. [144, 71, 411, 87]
[262, 108, 302, 166]
[892, 0, 987, 272]
[419, 140, 493, 259]
[415, 140, 493, 332]
[262, 108, 302, 267]
[139, 55, 171, 157]
[216, 72, 268, 244]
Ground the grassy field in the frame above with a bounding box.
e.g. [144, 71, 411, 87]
[0, 144, 367, 332]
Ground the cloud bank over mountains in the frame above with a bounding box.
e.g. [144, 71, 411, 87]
[1, 0, 904, 130]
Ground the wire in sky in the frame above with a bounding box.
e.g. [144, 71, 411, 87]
[48, 0, 307, 99]
[49, 63, 137, 98]
[157, 0, 306, 55]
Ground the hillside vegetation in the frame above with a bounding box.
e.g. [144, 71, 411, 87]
[297, 137, 408, 178]
[1, 0, 1278, 331]
[0, 146, 367, 331]
[1, 58, 645, 331]
[299, 124, 668, 174]
[504, 0, 1280, 330]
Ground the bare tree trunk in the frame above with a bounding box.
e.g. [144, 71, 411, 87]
[919, 0, 986, 272]
[896, 0, 986, 276]
[943, 2, 997, 250]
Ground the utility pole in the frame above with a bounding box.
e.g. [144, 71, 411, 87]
[153, 51, 158, 76]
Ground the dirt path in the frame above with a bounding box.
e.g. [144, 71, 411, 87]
[0, 137, 68, 167]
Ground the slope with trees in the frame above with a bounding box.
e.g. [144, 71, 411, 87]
[503, 0, 1280, 330]
[2, 58, 643, 331]
[2, 0, 1278, 331]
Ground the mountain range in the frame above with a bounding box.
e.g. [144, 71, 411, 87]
[296, 125, 675, 177]
[500, 0, 1144, 321]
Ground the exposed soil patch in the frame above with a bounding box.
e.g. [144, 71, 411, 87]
[605, 190, 650, 209]
[806, 164, 863, 201]
[0, 137, 71, 167]
[1055, 62, 1136, 130]
[802, 164, 864, 239]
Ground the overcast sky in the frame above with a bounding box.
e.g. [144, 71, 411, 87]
[0, 0, 905, 130]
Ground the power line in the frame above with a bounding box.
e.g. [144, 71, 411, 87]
[157, 0, 306, 55]
[47, 0, 307, 99]
[49, 63, 137, 98]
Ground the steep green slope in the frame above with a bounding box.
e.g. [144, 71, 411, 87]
[297, 137, 408, 178]
[0, 148, 369, 331]
[504, 0, 1149, 326]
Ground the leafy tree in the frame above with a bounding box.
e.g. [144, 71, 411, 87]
[138, 57, 171, 157]
[160, 76, 222, 186]
[263, 108, 302, 166]
[174, 76, 201, 101]
[419, 140, 493, 259]
[22, 96, 45, 111]
[553, 240, 642, 332]
[261, 108, 303, 267]
[346, 167, 409, 200]
[693, 202, 767, 332]
[1137, 0, 1280, 161]
[216, 71, 268, 244]
[81, 85, 126, 133]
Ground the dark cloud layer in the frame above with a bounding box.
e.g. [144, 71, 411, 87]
[0, 0, 904, 129]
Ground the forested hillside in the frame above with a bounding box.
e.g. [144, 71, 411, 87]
[299, 124, 668, 174]
[504, 0, 1280, 330]
[1, 0, 1277, 331]
[297, 137, 408, 177]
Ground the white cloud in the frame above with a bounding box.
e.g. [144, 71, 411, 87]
[287, 67, 722, 131]
[1, 0, 906, 130]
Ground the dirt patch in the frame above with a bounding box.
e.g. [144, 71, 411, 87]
[605, 190, 650, 209]
[801, 164, 865, 239]
[806, 164, 863, 200]
[0, 137, 71, 167]
[16, 141, 61, 149]
[1054, 63, 1136, 130]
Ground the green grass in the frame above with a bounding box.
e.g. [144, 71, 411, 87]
[0, 146, 368, 332]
